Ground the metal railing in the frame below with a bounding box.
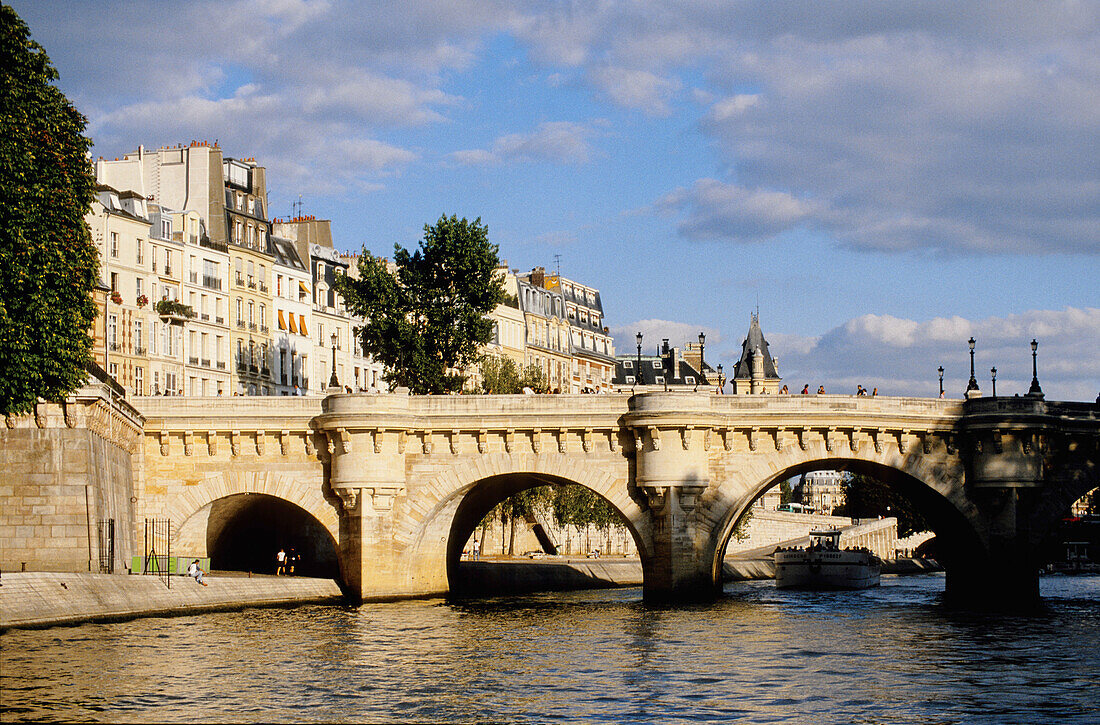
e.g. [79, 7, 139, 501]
[141, 518, 172, 589]
[98, 519, 115, 573]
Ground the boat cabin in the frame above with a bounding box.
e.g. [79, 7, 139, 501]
[808, 530, 842, 551]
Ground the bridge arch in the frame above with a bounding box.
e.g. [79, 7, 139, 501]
[391, 453, 648, 596]
[704, 453, 987, 589]
[170, 471, 342, 577]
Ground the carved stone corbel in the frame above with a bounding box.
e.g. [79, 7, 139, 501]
[796, 428, 808, 451]
[632, 428, 643, 452]
[558, 428, 568, 454]
[870, 429, 883, 454]
[505, 429, 515, 454]
[824, 427, 836, 453]
[183, 430, 194, 456]
[944, 433, 956, 455]
[366, 486, 403, 512]
[583, 428, 593, 453]
[160, 430, 170, 456]
[703, 428, 712, 451]
[532, 429, 542, 454]
[1022, 431, 1034, 454]
[478, 429, 488, 454]
[640, 485, 668, 513]
[681, 426, 693, 450]
[207, 430, 218, 456]
[280, 430, 290, 456]
[991, 429, 1003, 454]
[422, 431, 433, 454]
[921, 431, 933, 454]
[336, 487, 359, 512]
[721, 428, 733, 451]
[677, 485, 708, 512]
[973, 438, 983, 455]
[63, 402, 77, 428]
[450, 429, 460, 455]
[848, 428, 860, 452]
[608, 429, 619, 452]
[231, 430, 241, 457]
[896, 429, 908, 454]
[305, 433, 316, 456]
[370, 427, 381, 454]
[648, 427, 661, 451]
[398, 430, 408, 454]
[256, 429, 265, 456]
[748, 427, 758, 452]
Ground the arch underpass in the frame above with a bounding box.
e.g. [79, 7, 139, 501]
[205, 493, 340, 578]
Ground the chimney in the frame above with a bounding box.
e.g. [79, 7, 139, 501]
[531, 267, 545, 287]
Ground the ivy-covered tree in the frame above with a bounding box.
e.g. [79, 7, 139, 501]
[0, 5, 99, 417]
[337, 215, 505, 394]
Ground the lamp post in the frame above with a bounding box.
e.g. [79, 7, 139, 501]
[991, 366, 997, 397]
[635, 332, 643, 387]
[698, 331, 706, 383]
[329, 332, 339, 389]
[1028, 339, 1044, 398]
[938, 366, 944, 397]
[966, 337, 980, 397]
[717, 363, 725, 394]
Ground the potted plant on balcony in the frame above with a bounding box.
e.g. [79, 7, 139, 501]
[136, 293, 148, 308]
[155, 298, 196, 320]
[110, 290, 123, 305]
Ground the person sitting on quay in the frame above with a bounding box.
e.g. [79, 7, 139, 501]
[186, 559, 208, 586]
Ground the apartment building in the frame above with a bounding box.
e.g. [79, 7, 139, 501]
[546, 273, 616, 393]
[516, 267, 572, 393]
[271, 236, 312, 394]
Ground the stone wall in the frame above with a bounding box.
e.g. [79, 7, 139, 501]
[726, 509, 854, 554]
[0, 385, 143, 573]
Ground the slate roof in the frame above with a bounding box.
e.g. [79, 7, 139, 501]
[731, 313, 780, 380]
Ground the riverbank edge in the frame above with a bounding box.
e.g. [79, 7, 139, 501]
[0, 572, 344, 632]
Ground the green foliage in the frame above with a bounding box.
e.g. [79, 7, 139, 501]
[155, 299, 195, 319]
[336, 215, 505, 394]
[731, 505, 754, 542]
[0, 6, 98, 416]
[832, 474, 930, 537]
[551, 484, 619, 531]
[479, 355, 521, 394]
[519, 363, 548, 393]
[778, 479, 793, 506]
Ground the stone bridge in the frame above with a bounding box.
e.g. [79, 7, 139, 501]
[136, 392, 1098, 605]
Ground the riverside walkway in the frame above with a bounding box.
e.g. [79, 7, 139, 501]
[0, 572, 343, 630]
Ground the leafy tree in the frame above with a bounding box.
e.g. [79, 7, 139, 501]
[479, 355, 521, 394]
[519, 363, 548, 393]
[0, 6, 98, 417]
[336, 215, 504, 394]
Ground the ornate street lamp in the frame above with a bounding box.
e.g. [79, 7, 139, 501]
[635, 332, 643, 387]
[991, 366, 997, 397]
[938, 366, 944, 397]
[1028, 339, 1044, 398]
[329, 332, 339, 389]
[698, 331, 706, 383]
[966, 337, 980, 397]
[716, 363, 725, 394]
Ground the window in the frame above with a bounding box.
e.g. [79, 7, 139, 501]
[625, 376, 635, 385]
[685, 376, 695, 384]
[236, 298, 243, 324]
[652, 361, 662, 369]
[151, 322, 158, 355]
[248, 301, 254, 325]
[160, 218, 171, 239]
[259, 303, 265, 328]
[276, 275, 282, 297]
[133, 320, 142, 351]
[164, 251, 172, 276]
[135, 277, 143, 297]
[136, 240, 143, 265]
[110, 232, 118, 258]
[655, 376, 665, 384]
[623, 360, 633, 368]
[317, 323, 323, 341]
[134, 367, 143, 396]
[109, 272, 118, 292]
[107, 314, 117, 347]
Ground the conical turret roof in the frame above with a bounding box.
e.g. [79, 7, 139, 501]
[732, 313, 779, 379]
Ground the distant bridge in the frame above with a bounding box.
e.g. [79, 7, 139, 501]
[135, 392, 1098, 604]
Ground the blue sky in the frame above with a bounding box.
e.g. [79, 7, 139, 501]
[13, 1, 1098, 400]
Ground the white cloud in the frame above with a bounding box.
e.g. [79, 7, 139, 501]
[657, 179, 820, 242]
[776, 308, 1100, 401]
[450, 121, 597, 165]
[588, 66, 681, 115]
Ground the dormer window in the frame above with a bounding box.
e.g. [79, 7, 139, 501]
[623, 360, 633, 368]
[652, 361, 662, 369]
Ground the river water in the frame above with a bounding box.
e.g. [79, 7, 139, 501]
[3, 574, 1098, 724]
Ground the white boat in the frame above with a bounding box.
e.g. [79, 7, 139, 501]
[774, 529, 881, 590]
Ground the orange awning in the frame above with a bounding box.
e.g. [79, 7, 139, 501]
[277, 309, 287, 331]
[298, 281, 310, 298]
[288, 313, 298, 334]
[299, 314, 307, 335]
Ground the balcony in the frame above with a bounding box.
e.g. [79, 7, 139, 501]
[109, 342, 121, 352]
[188, 356, 199, 365]
[259, 282, 268, 293]
[200, 313, 210, 321]
[236, 321, 246, 330]
[215, 316, 224, 324]
[202, 276, 222, 291]
[259, 325, 268, 333]
[216, 361, 226, 370]
[247, 281, 257, 290]
[237, 361, 248, 372]
[199, 236, 227, 253]
[261, 367, 271, 379]
[249, 323, 257, 332]
[163, 266, 173, 277]
[134, 346, 147, 356]
[201, 359, 211, 368]
[155, 299, 195, 323]
[235, 274, 244, 287]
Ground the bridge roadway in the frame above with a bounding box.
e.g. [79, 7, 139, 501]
[136, 391, 1098, 605]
